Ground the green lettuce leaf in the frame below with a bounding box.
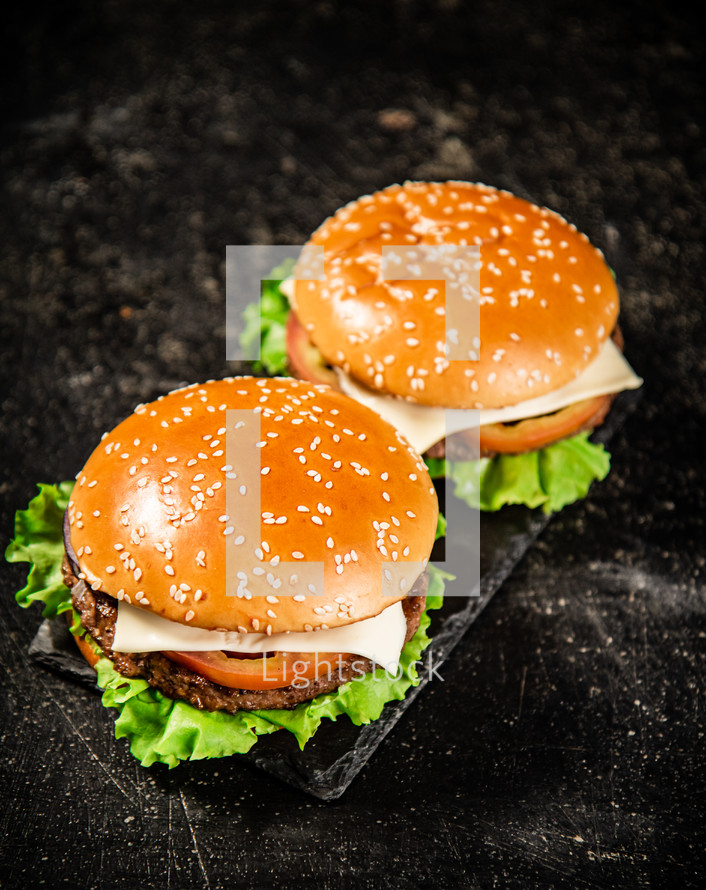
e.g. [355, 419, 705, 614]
[6, 482, 75, 619]
[7, 482, 448, 767]
[426, 431, 610, 514]
[239, 259, 294, 376]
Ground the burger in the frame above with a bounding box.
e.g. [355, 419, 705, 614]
[16, 376, 443, 766]
[274, 181, 642, 513]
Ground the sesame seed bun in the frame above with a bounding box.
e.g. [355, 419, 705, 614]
[67, 377, 438, 636]
[291, 181, 619, 410]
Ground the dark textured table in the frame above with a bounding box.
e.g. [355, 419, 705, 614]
[1, 2, 704, 887]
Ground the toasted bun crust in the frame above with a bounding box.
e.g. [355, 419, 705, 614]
[291, 181, 619, 409]
[67, 377, 437, 635]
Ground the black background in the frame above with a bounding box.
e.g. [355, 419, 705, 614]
[1, 1, 705, 887]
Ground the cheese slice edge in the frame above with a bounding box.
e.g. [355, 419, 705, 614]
[113, 599, 408, 674]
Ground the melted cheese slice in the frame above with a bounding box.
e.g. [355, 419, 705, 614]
[336, 339, 642, 455]
[113, 599, 408, 673]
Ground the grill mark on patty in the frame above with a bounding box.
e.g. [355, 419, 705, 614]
[63, 556, 428, 713]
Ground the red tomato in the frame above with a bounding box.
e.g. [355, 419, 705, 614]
[162, 649, 349, 690]
[479, 395, 610, 454]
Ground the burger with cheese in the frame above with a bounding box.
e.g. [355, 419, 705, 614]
[275, 181, 642, 513]
[11, 376, 444, 766]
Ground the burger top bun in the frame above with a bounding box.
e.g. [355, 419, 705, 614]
[67, 377, 438, 635]
[291, 181, 620, 410]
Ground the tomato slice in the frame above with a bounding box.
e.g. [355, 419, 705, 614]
[162, 649, 349, 690]
[478, 395, 611, 454]
[285, 310, 340, 388]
